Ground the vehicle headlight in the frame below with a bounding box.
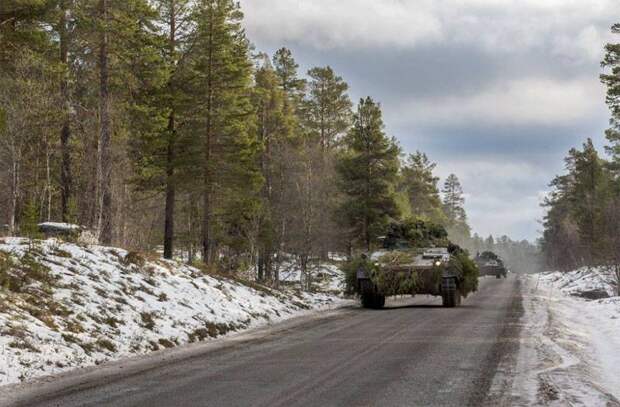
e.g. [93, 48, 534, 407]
[434, 260, 442, 267]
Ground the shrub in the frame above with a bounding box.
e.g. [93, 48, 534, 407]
[20, 200, 43, 240]
[157, 338, 175, 349]
[0, 252, 19, 292]
[96, 338, 117, 353]
[122, 251, 146, 268]
[140, 312, 156, 330]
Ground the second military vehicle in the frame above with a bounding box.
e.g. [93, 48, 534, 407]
[474, 251, 507, 279]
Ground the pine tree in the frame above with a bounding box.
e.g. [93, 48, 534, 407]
[442, 174, 471, 244]
[400, 151, 445, 224]
[0, 1, 52, 66]
[128, 0, 194, 259]
[304, 66, 352, 155]
[252, 54, 295, 282]
[569, 139, 610, 262]
[76, 0, 162, 244]
[53, 0, 73, 222]
[96, 0, 112, 244]
[272, 48, 306, 100]
[336, 97, 400, 251]
[303, 66, 352, 257]
[190, 0, 260, 265]
[442, 174, 465, 221]
[602, 23, 620, 171]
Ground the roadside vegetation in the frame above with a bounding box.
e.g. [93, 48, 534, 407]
[541, 23, 620, 295]
[0, 237, 345, 385]
[0, 0, 540, 287]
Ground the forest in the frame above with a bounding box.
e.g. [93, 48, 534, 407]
[541, 23, 620, 279]
[0, 0, 538, 285]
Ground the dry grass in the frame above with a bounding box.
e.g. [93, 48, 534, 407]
[140, 312, 156, 330]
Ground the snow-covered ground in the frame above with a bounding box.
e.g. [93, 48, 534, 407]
[511, 269, 620, 406]
[279, 258, 345, 294]
[0, 238, 348, 386]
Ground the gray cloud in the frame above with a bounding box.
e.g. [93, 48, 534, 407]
[241, 0, 619, 241]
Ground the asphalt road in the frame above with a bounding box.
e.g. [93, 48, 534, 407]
[10, 276, 522, 407]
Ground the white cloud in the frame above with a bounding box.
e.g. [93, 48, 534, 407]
[241, 0, 617, 61]
[391, 76, 606, 127]
[241, 0, 443, 49]
[435, 158, 548, 240]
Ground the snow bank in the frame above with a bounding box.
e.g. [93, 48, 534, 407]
[0, 238, 346, 386]
[542, 267, 618, 298]
[513, 270, 620, 405]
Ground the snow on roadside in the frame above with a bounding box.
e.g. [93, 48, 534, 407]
[279, 258, 345, 294]
[0, 238, 348, 386]
[512, 270, 620, 406]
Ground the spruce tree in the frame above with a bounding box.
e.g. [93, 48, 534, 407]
[336, 97, 400, 251]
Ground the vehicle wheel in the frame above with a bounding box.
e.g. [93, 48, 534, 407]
[360, 280, 383, 309]
[441, 278, 457, 308]
[496, 273, 501, 279]
[361, 292, 375, 308]
[374, 294, 385, 309]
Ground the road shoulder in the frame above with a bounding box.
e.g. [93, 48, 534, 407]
[497, 274, 620, 406]
[1, 306, 355, 407]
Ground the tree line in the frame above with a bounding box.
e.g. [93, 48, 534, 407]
[541, 23, 620, 289]
[1, 0, 488, 285]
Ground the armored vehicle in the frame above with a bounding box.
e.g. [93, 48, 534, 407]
[475, 251, 507, 279]
[346, 220, 479, 309]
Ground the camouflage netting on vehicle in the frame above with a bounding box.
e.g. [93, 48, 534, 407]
[344, 251, 478, 297]
[342, 257, 377, 295]
[478, 251, 500, 261]
[343, 220, 479, 298]
[383, 218, 449, 250]
[449, 251, 479, 297]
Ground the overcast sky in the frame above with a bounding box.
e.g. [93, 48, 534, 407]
[240, 0, 619, 242]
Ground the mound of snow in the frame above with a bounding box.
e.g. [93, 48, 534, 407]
[540, 267, 618, 298]
[0, 238, 346, 386]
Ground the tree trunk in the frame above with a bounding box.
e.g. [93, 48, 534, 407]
[45, 138, 52, 220]
[187, 194, 196, 264]
[59, 1, 72, 222]
[163, 1, 177, 260]
[257, 251, 264, 281]
[9, 152, 19, 234]
[164, 113, 176, 259]
[98, 0, 112, 245]
[202, 11, 214, 265]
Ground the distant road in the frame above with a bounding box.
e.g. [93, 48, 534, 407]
[9, 276, 522, 407]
